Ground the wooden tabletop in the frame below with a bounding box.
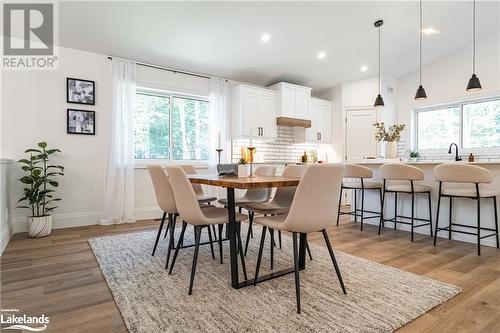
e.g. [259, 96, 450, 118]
[188, 174, 301, 189]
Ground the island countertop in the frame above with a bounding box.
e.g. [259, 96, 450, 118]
[355, 158, 500, 166]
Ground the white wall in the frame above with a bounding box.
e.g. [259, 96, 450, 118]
[397, 31, 500, 147]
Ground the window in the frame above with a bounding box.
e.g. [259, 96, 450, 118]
[134, 90, 210, 161]
[416, 98, 500, 150]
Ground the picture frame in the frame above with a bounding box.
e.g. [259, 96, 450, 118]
[67, 109, 95, 135]
[66, 77, 95, 105]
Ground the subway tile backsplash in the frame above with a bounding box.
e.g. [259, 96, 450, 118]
[232, 126, 319, 164]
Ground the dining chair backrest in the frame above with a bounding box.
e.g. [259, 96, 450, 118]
[434, 163, 492, 184]
[244, 165, 277, 202]
[380, 163, 424, 181]
[343, 164, 373, 179]
[273, 165, 308, 206]
[147, 165, 177, 214]
[165, 166, 206, 224]
[179, 165, 204, 195]
[285, 164, 344, 233]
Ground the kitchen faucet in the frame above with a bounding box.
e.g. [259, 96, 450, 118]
[448, 143, 462, 161]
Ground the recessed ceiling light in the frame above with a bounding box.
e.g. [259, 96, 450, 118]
[317, 51, 326, 59]
[261, 33, 270, 43]
[422, 27, 440, 35]
[360, 65, 368, 72]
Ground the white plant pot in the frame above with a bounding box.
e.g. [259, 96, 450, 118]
[385, 142, 398, 159]
[28, 215, 52, 237]
[237, 164, 248, 178]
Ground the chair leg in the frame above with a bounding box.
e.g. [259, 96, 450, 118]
[270, 228, 275, 270]
[165, 214, 176, 270]
[239, 207, 242, 214]
[449, 197, 453, 240]
[207, 225, 215, 260]
[188, 225, 202, 295]
[152, 212, 166, 256]
[254, 226, 267, 286]
[477, 196, 481, 256]
[378, 190, 386, 235]
[292, 232, 301, 314]
[322, 229, 347, 294]
[168, 221, 187, 273]
[163, 215, 170, 239]
[236, 222, 248, 280]
[434, 194, 442, 246]
[217, 224, 224, 264]
[394, 192, 398, 230]
[360, 188, 365, 231]
[306, 240, 313, 261]
[336, 188, 343, 226]
[244, 211, 254, 256]
[278, 230, 282, 249]
[428, 192, 433, 237]
[212, 225, 217, 241]
[411, 192, 415, 242]
[353, 189, 357, 222]
[494, 197, 499, 249]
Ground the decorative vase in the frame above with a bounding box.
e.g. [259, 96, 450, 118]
[385, 142, 398, 159]
[28, 215, 52, 237]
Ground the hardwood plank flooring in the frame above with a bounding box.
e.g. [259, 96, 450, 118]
[1, 208, 499, 332]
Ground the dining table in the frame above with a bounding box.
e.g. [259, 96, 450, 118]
[188, 174, 304, 289]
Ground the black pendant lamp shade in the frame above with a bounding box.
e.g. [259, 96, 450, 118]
[374, 19, 385, 108]
[415, 0, 428, 100]
[467, 0, 482, 91]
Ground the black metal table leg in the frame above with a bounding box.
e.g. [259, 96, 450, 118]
[226, 187, 239, 288]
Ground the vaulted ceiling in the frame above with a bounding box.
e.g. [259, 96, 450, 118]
[58, 1, 500, 94]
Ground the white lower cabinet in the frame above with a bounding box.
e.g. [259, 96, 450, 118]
[231, 85, 277, 140]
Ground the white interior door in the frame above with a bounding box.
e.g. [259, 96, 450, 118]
[346, 109, 377, 161]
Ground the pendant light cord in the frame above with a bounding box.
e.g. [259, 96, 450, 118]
[472, 0, 476, 74]
[378, 26, 381, 94]
[419, 0, 423, 85]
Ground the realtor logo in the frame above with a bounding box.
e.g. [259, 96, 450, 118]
[2, 1, 58, 69]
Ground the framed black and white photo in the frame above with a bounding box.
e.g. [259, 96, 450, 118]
[67, 109, 95, 135]
[67, 78, 95, 105]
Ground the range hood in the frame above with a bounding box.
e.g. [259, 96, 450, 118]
[276, 117, 311, 128]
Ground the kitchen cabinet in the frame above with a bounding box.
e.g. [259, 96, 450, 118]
[269, 82, 311, 120]
[231, 85, 277, 140]
[295, 98, 332, 143]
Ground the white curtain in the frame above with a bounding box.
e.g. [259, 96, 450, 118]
[100, 59, 136, 225]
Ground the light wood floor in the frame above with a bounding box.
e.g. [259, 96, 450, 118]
[1, 208, 500, 333]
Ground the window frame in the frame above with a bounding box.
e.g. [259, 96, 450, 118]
[134, 87, 211, 167]
[414, 95, 500, 155]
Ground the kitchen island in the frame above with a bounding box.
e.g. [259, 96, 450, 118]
[352, 159, 500, 248]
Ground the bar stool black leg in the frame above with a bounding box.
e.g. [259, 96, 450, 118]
[411, 192, 415, 242]
[353, 189, 357, 222]
[477, 193, 481, 256]
[494, 197, 499, 249]
[360, 187, 365, 231]
[270, 228, 275, 270]
[378, 190, 386, 235]
[278, 230, 282, 249]
[336, 187, 343, 226]
[379, 188, 383, 227]
[427, 192, 433, 237]
[434, 183, 442, 246]
[394, 192, 398, 230]
[449, 197, 453, 240]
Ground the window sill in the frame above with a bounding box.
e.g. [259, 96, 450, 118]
[134, 160, 209, 169]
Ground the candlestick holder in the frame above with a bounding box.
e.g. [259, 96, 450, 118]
[215, 148, 223, 164]
[247, 146, 256, 177]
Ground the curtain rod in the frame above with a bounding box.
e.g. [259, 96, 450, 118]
[107, 56, 228, 82]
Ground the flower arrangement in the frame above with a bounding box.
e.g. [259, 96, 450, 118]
[373, 122, 406, 142]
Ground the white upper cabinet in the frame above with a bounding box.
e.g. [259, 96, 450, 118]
[231, 85, 277, 140]
[269, 82, 311, 120]
[299, 98, 332, 143]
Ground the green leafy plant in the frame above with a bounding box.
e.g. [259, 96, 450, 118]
[17, 142, 64, 217]
[373, 122, 406, 142]
[409, 150, 420, 158]
[238, 158, 247, 165]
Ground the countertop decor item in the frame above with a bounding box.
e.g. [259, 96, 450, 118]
[247, 146, 256, 177]
[468, 153, 475, 162]
[409, 150, 420, 162]
[373, 122, 405, 159]
[17, 142, 64, 237]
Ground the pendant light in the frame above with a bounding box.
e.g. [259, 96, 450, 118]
[374, 19, 385, 108]
[466, 0, 482, 91]
[415, 0, 428, 100]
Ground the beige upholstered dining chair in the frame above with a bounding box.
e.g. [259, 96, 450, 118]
[242, 165, 308, 261]
[378, 163, 433, 241]
[180, 165, 218, 204]
[337, 164, 383, 230]
[148, 166, 178, 265]
[433, 163, 499, 256]
[253, 164, 346, 313]
[165, 166, 249, 295]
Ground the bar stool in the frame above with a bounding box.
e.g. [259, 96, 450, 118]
[433, 163, 499, 256]
[336, 164, 383, 231]
[378, 163, 433, 241]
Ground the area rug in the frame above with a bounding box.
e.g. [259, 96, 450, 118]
[89, 224, 460, 333]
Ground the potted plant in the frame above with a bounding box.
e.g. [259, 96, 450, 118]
[408, 150, 420, 162]
[17, 142, 64, 237]
[373, 122, 406, 159]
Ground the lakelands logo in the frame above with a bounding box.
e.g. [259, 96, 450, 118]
[2, 1, 59, 70]
[1, 309, 49, 332]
